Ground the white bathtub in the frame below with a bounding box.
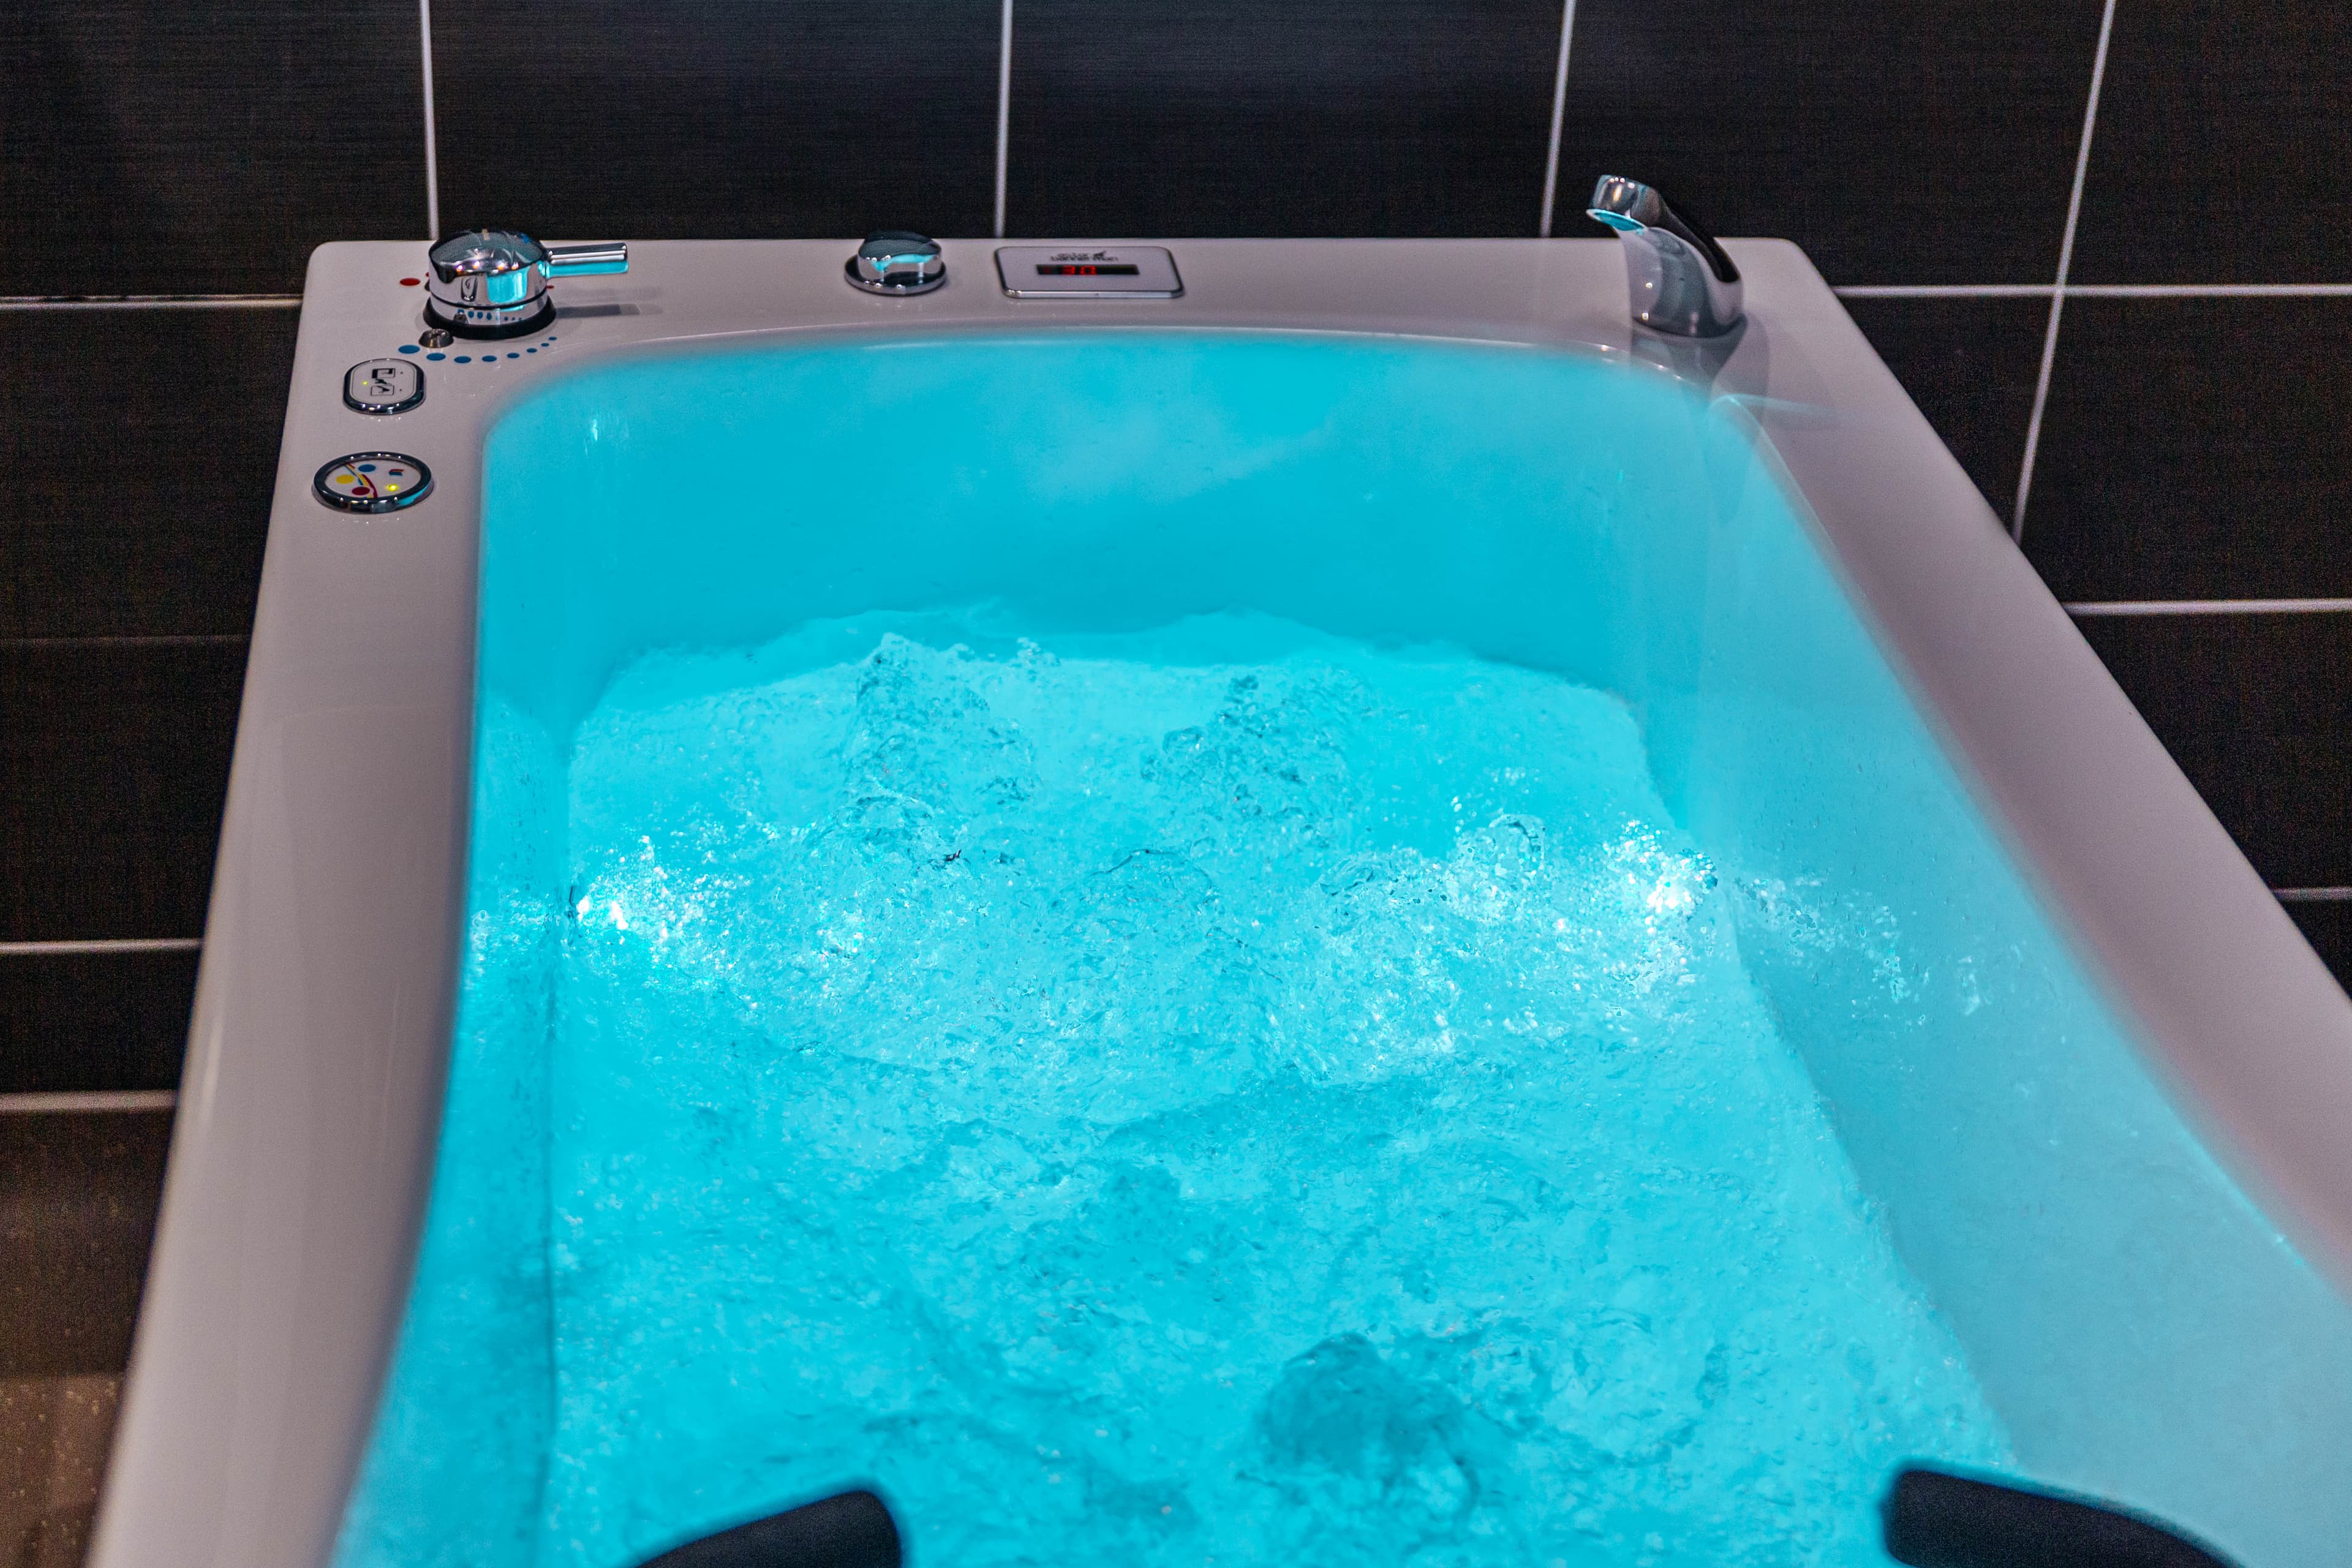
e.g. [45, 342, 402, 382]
[91, 238, 2352, 1568]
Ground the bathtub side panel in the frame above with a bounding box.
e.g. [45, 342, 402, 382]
[90, 244, 484, 1568]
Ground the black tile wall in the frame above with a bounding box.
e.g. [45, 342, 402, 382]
[1, 642, 246, 944]
[1555, 0, 2105, 284]
[0, 1, 427, 296]
[1, 0, 2347, 1544]
[1841, 296, 2048, 520]
[0, 1113, 172, 1378]
[1008, 0, 1561, 238]
[2024, 297, 2352, 603]
[0, 951, 196, 1096]
[1, 309, 298, 639]
[2076, 613, 2352, 891]
[2071, 0, 2352, 285]
[433, 0, 1001, 242]
[2286, 900, 2352, 995]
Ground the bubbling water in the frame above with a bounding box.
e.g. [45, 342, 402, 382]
[512, 616, 2003, 1566]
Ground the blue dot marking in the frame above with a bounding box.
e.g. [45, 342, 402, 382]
[426, 352, 446, 361]
[526, 347, 537, 353]
[455, 355, 471, 363]
[357, 463, 378, 472]
[398, 344, 420, 354]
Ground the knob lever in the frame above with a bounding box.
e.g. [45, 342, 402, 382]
[545, 243, 629, 277]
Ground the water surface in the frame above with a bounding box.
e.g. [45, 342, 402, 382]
[344, 611, 2005, 1568]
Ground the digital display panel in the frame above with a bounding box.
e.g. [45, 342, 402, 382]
[997, 245, 1182, 297]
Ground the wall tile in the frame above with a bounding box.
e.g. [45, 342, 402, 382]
[433, 0, 1000, 243]
[2023, 298, 2352, 603]
[0, 644, 245, 944]
[1009, 0, 1560, 237]
[2285, 900, 2352, 1000]
[2285, 900, 2351, 998]
[2071, 0, 2352, 284]
[0, 951, 196, 1096]
[0, 1113, 171, 1379]
[0, 2, 426, 296]
[1, 309, 296, 640]
[1557, 0, 2104, 285]
[2075, 612, 2352, 891]
[1841, 296, 2046, 521]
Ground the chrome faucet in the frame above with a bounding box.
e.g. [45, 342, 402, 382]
[423, 228, 628, 339]
[1586, 176, 1742, 337]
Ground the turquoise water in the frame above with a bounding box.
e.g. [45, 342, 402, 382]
[347, 609, 2004, 1568]
[333, 333, 2352, 1568]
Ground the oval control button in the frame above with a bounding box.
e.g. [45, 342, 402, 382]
[315, 452, 433, 513]
[344, 357, 424, 414]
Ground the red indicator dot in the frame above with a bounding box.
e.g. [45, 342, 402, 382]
[399, 276, 421, 287]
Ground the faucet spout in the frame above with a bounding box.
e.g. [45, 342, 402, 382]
[1587, 176, 1743, 337]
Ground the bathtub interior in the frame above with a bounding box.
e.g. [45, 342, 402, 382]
[335, 333, 2352, 1568]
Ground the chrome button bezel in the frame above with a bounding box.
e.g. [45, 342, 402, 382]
[313, 451, 434, 513]
[342, 358, 425, 415]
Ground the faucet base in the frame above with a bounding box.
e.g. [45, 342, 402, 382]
[423, 296, 557, 341]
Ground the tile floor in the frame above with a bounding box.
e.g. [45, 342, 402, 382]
[1, 1378, 117, 1568]
[0, 1112, 171, 1568]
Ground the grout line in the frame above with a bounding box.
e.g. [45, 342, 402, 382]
[1837, 284, 2057, 299]
[0, 1090, 179, 1115]
[0, 938, 202, 957]
[2069, 282, 2352, 298]
[1835, 282, 2352, 300]
[2012, 0, 2117, 545]
[2066, 598, 2352, 616]
[993, 0, 1014, 239]
[0, 295, 300, 310]
[420, 0, 441, 239]
[2278, 888, 2352, 903]
[6, 633, 250, 648]
[1536, 0, 1578, 238]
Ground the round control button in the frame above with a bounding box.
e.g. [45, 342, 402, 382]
[315, 452, 433, 513]
[344, 358, 425, 415]
[845, 230, 946, 295]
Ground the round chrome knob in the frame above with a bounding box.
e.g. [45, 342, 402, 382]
[845, 231, 946, 295]
[426, 228, 554, 337]
[424, 228, 629, 339]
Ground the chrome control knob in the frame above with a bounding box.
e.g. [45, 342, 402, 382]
[424, 228, 628, 339]
[845, 231, 946, 295]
